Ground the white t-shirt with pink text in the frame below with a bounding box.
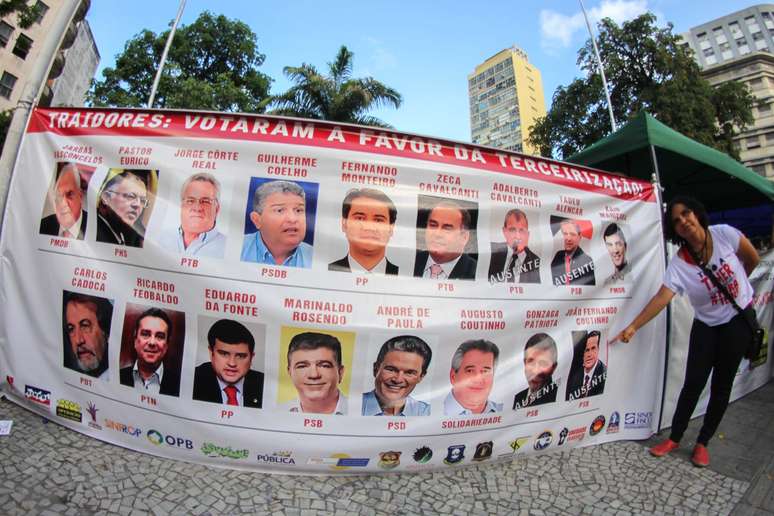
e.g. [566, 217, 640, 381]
[663, 224, 753, 326]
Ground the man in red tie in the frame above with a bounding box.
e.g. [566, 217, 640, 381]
[550, 219, 596, 286]
[193, 319, 264, 408]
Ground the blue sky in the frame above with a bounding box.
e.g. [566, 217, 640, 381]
[87, 0, 759, 142]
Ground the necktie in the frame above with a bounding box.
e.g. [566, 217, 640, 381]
[62, 229, 72, 239]
[565, 253, 572, 284]
[583, 375, 590, 395]
[430, 263, 444, 279]
[506, 253, 518, 283]
[224, 385, 238, 406]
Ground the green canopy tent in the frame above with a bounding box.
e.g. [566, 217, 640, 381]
[567, 111, 774, 211]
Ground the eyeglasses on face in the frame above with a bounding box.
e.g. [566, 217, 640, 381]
[182, 197, 217, 208]
[106, 190, 149, 207]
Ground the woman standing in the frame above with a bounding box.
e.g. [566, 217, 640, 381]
[614, 195, 760, 467]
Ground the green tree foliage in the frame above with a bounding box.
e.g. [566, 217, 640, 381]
[88, 11, 270, 112]
[0, 0, 44, 28]
[269, 46, 402, 127]
[528, 13, 754, 160]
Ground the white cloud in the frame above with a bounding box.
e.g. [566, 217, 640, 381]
[540, 0, 649, 50]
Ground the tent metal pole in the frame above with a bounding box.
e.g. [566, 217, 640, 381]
[650, 144, 669, 434]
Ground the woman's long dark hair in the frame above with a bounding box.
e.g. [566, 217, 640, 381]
[665, 195, 709, 246]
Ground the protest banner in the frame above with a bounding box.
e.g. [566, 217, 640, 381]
[0, 107, 665, 473]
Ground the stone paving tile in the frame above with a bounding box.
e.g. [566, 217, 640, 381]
[0, 396, 760, 515]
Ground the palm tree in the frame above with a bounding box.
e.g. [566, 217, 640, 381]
[268, 46, 402, 127]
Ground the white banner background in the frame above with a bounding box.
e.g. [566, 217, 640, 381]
[0, 108, 666, 473]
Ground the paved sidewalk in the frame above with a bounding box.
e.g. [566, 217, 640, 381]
[0, 382, 772, 515]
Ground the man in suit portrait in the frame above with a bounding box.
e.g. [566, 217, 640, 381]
[550, 219, 595, 286]
[120, 307, 180, 397]
[513, 333, 559, 410]
[566, 330, 606, 401]
[329, 188, 398, 275]
[193, 319, 264, 408]
[488, 208, 540, 283]
[414, 200, 477, 280]
[40, 163, 88, 239]
[603, 223, 630, 284]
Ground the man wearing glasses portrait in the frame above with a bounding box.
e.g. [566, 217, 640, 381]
[159, 173, 226, 258]
[96, 168, 157, 247]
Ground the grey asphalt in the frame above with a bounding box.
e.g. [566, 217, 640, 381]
[0, 381, 772, 515]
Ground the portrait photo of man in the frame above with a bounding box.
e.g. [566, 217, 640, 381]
[241, 179, 316, 268]
[513, 332, 559, 410]
[62, 291, 112, 379]
[444, 339, 502, 415]
[282, 331, 348, 414]
[362, 335, 432, 416]
[550, 218, 595, 286]
[414, 197, 477, 281]
[329, 188, 398, 275]
[159, 173, 226, 258]
[488, 209, 541, 283]
[603, 223, 631, 284]
[193, 319, 264, 408]
[566, 330, 606, 401]
[119, 306, 183, 397]
[40, 162, 89, 240]
[96, 169, 158, 248]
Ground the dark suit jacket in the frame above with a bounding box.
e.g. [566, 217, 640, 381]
[96, 212, 144, 247]
[39, 211, 88, 239]
[192, 362, 264, 408]
[565, 361, 607, 400]
[488, 243, 540, 283]
[413, 250, 477, 280]
[328, 256, 398, 275]
[513, 381, 558, 410]
[120, 364, 180, 397]
[550, 247, 595, 286]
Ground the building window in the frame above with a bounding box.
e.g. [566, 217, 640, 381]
[747, 136, 761, 149]
[751, 164, 766, 175]
[739, 44, 751, 55]
[0, 21, 12, 47]
[705, 54, 717, 65]
[34, 1, 48, 24]
[12, 33, 32, 59]
[766, 133, 774, 143]
[749, 77, 765, 89]
[0, 71, 17, 99]
[729, 21, 743, 38]
[758, 103, 771, 115]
